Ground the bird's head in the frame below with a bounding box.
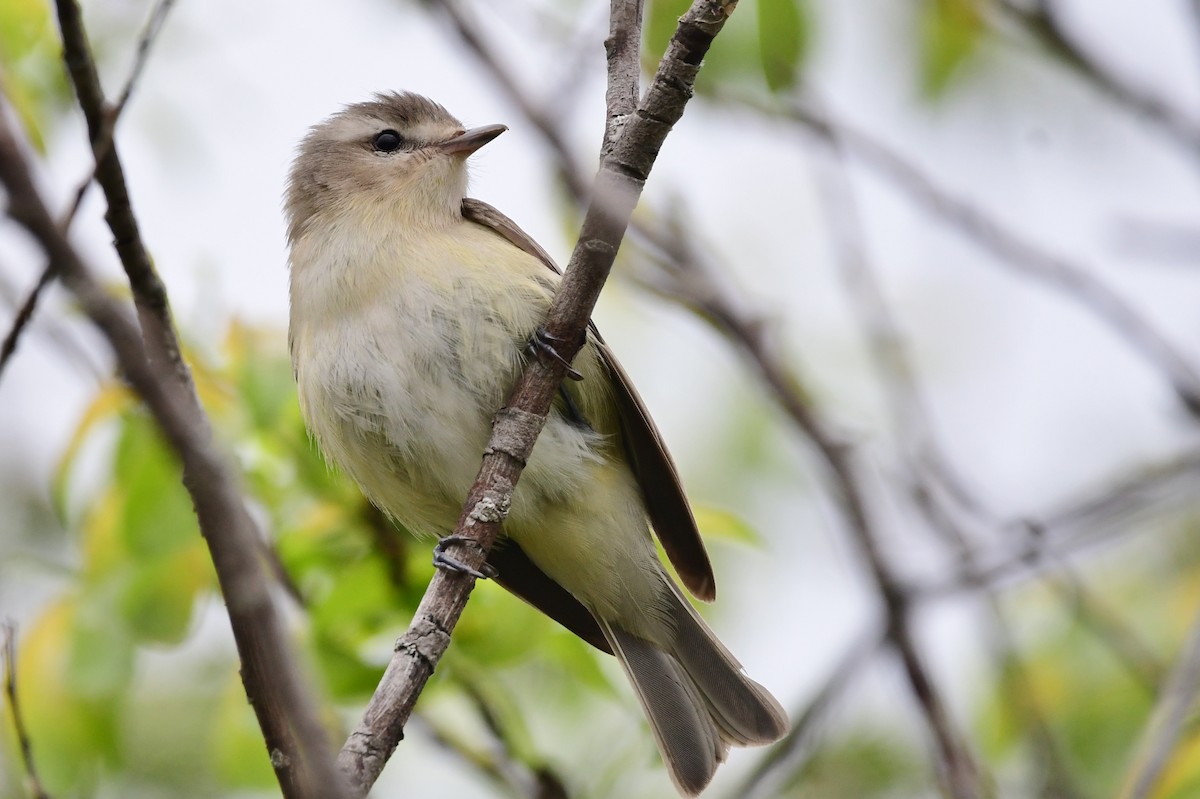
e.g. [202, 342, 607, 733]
[285, 92, 506, 242]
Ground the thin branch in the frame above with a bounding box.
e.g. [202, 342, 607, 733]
[633, 207, 987, 798]
[334, 2, 734, 794]
[1117, 598, 1200, 799]
[0, 108, 346, 799]
[603, 0, 643, 154]
[0, 267, 102, 379]
[0, 268, 57, 376]
[769, 95, 1200, 414]
[0, 0, 174, 382]
[1045, 571, 1166, 692]
[917, 447, 1200, 598]
[416, 682, 570, 799]
[735, 625, 885, 799]
[431, 0, 592, 201]
[815, 122, 1083, 799]
[992, 0, 1200, 159]
[443, 12, 984, 793]
[2, 621, 51, 799]
[54, 0, 184, 380]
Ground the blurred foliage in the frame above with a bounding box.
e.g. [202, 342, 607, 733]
[0, 0, 71, 152]
[918, 0, 987, 97]
[3, 1, 1200, 798]
[2, 321, 646, 797]
[645, 0, 811, 96]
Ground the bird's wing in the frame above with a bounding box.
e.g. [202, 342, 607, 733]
[462, 198, 716, 602]
[488, 539, 612, 653]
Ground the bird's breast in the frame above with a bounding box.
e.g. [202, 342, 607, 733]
[288, 219, 558, 531]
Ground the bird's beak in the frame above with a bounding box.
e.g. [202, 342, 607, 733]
[437, 124, 508, 156]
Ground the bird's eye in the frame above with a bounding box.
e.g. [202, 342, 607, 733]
[373, 129, 404, 152]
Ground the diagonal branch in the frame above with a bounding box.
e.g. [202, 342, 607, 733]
[334, 2, 735, 794]
[992, 0, 1200, 159]
[0, 37, 347, 799]
[430, 0, 592, 201]
[434, 13, 985, 794]
[814, 117, 1083, 798]
[0, 0, 174, 381]
[53, 0, 184, 380]
[0, 112, 345, 799]
[773, 95, 1200, 413]
[734, 625, 885, 799]
[631, 210, 986, 798]
[2, 621, 51, 799]
[1117, 598, 1200, 799]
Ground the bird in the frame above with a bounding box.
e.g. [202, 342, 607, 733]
[285, 92, 787, 795]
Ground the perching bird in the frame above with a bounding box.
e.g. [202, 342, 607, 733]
[285, 92, 787, 795]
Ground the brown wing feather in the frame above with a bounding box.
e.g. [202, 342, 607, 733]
[488, 540, 612, 653]
[461, 198, 716, 602]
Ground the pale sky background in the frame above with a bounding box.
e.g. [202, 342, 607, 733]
[2, 0, 1200, 796]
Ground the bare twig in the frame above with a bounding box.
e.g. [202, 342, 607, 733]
[636, 207, 986, 798]
[603, 0, 643, 154]
[1045, 571, 1166, 692]
[0, 0, 175, 382]
[992, 0, 1200, 158]
[431, 0, 592, 201]
[2, 621, 51, 799]
[816, 121, 1082, 798]
[444, 13, 984, 793]
[735, 626, 884, 799]
[917, 447, 1200, 599]
[416, 683, 570, 799]
[770, 96, 1200, 414]
[335, 3, 734, 794]
[54, 0, 183, 379]
[0, 107, 345, 799]
[1117, 599, 1200, 799]
[0, 268, 57, 376]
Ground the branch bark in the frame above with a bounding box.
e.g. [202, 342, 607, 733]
[335, 1, 736, 793]
[0, 0, 174, 380]
[1, 14, 347, 792]
[1118, 600, 1200, 799]
[2, 621, 51, 799]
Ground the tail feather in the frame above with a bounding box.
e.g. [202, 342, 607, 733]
[597, 590, 788, 796]
[600, 619, 726, 796]
[665, 584, 789, 746]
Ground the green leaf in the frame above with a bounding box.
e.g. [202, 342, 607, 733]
[117, 545, 208, 644]
[211, 672, 277, 789]
[757, 0, 808, 92]
[68, 591, 135, 700]
[311, 627, 387, 700]
[644, 0, 769, 95]
[18, 599, 120, 793]
[0, 0, 65, 151]
[644, 0, 692, 64]
[112, 411, 199, 560]
[920, 0, 986, 97]
[694, 505, 762, 546]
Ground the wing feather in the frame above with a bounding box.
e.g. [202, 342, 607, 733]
[462, 198, 716, 601]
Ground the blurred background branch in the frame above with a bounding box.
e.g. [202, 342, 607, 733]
[2, 0, 1200, 797]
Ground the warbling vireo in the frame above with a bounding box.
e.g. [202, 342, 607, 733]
[285, 93, 786, 796]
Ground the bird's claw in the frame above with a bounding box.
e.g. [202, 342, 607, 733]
[432, 535, 498, 580]
[530, 328, 584, 381]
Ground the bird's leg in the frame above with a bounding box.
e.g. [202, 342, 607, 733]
[433, 535, 498, 580]
[529, 327, 584, 381]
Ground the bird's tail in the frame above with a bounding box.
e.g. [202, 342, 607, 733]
[597, 587, 788, 796]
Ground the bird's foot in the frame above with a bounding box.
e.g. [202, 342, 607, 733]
[529, 327, 584, 381]
[433, 535, 498, 580]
